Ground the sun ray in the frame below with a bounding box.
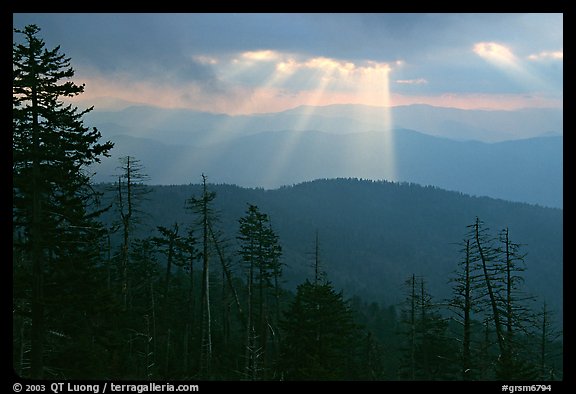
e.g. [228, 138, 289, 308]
[260, 66, 337, 187]
[204, 53, 297, 147]
[473, 42, 551, 93]
[95, 49, 402, 187]
[341, 63, 396, 182]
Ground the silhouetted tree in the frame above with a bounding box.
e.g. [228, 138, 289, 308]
[178, 226, 199, 375]
[460, 218, 540, 380]
[237, 204, 283, 379]
[279, 280, 360, 380]
[13, 24, 113, 378]
[151, 222, 184, 307]
[128, 238, 160, 379]
[398, 274, 456, 380]
[448, 239, 485, 380]
[536, 302, 562, 380]
[112, 156, 151, 310]
[186, 174, 216, 377]
[493, 227, 539, 379]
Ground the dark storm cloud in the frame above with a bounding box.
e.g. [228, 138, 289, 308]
[13, 13, 219, 84]
[13, 13, 562, 109]
[16, 13, 561, 65]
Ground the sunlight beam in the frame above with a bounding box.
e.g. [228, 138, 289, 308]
[473, 42, 551, 93]
[261, 66, 337, 187]
[345, 63, 396, 182]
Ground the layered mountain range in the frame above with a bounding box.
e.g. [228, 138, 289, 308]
[86, 103, 563, 208]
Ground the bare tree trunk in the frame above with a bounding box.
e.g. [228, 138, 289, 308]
[209, 222, 244, 324]
[474, 219, 507, 362]
[462, 240, 472, 381]
[149, 279, 157, 378]
[258, 256, 269, 378]
[503, 228, 514, 346]
[221, 270, 229, 348]
[244, 255, 254, 378]
[18, 317, 26, 377]
[187, 248, 195, 373]
[30, 71, 44, 379]
[118, 163, 132, 312]
[144, 314, 153, 381]
[199, 175, 212, 377]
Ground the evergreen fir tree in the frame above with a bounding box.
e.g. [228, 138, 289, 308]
[279, 280, 360, 380]
[13, 24, 114, 379]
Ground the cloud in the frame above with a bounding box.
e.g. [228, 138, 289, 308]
[527, 50, 563, 61]
[206, 49, 396, 94]
[15, 13, 562, 114]
[395, 78, 428, 85]
[273, 55, 392, 81]
[193, 55, 219, 65]
[14, 13, 561, 70]
[75, 54, 221, 92]
[240, 50, 281, 62]
[473, 42, 517, 66]
[472, 40, 562, 98]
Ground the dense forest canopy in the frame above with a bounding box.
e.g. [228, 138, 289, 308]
[96, 179, 562, 318]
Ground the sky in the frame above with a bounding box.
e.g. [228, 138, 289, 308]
[12, 13, 563, 115]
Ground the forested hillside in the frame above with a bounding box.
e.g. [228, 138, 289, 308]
[14, 169, 565, 380]
[96, 178, 562, 317]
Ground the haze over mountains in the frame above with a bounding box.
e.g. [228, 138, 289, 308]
[88, 101, 564, 322]
[86, 103, 563, 208]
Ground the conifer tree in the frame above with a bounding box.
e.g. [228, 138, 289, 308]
[398, 274, 456, 380]
[448, 239, 485, 380]
[13, 24, 113, 378]
[186, 174, 216, 377]
[237, 204, 283, 379]
[112, 156, 151, 310]
[279, 280, 359, 380]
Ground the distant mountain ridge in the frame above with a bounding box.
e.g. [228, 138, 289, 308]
[89, 128, 563, 208]
[84, 102, 563, 208]
[84, 103, 563, 145]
